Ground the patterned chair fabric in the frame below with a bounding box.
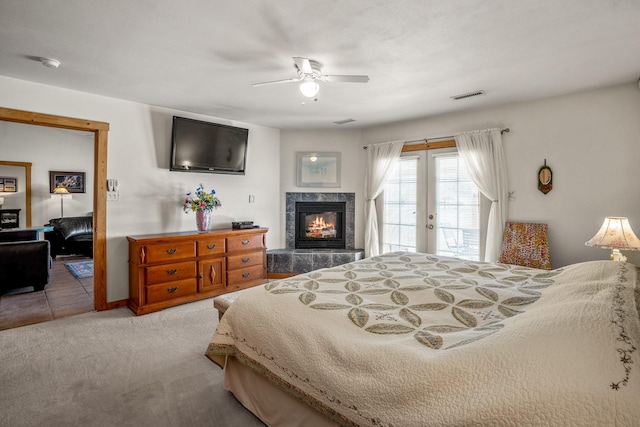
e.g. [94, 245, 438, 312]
[498, 222, 551, 270]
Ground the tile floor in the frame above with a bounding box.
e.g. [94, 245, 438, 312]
[0, 256, 94, 331]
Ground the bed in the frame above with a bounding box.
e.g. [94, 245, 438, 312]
[206, 252, 640, 426]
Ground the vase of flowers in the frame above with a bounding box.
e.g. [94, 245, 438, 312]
[183, 184, 222, 232]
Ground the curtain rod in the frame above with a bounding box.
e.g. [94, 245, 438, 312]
[404, 128, 510, 144]
[363, 128, 510, 149]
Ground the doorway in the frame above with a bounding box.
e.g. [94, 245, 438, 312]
[381, 148, 488, 260]
[0, 107, 109, 312]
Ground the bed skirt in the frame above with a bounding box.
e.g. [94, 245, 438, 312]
[224, 356, 338, 427]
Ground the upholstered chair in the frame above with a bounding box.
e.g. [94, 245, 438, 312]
[498, 222, 551, 270]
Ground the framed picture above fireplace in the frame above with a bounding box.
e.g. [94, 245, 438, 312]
[296, 152, 341, 188]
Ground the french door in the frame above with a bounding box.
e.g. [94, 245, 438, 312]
[382, 148, 486, 260]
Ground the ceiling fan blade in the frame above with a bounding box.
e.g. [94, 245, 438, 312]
[324, 75, 370, 83]
[252, 77, 301, 87]
[293, 57, 313, 74]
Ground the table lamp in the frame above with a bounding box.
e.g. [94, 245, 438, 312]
[585, 217, 640, 262]
[53, 186, 70, 218]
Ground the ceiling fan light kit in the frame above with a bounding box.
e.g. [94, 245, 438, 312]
[299, 80, 319, 97]
[252, 57, 369, 98]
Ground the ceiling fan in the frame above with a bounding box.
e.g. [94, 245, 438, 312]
[252, 57, 369, 98]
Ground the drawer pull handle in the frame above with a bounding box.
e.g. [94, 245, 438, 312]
[167, 269, 178, 275]
[242, 272, 250, 278]
[167, 248, 177, 254]
[242, 240, 250, 245]
[242, 257, 250, 262]
[207, 244, 216, 249]
[167, 287, 178, 293]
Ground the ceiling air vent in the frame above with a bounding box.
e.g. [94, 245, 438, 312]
[451, 90, 486, 101]
[334, 118, 356, 125]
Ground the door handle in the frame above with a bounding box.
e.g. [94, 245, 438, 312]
[428, 224, 434, 229]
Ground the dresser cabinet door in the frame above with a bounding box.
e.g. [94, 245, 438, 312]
[199, 258, 226, 293]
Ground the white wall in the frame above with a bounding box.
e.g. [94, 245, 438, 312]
[361, 82, 640, 268]
[3, 74, 639, 304]
[0, 75, 281, 302]
[0, 123, 94, 226]
[279, 129, 365, 249]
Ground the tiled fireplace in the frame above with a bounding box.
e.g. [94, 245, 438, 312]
[267, 192, 364, 275]
[285, 192, 355, 249]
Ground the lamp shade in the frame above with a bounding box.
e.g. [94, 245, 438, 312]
[53, 186, 70, 194]
[585, 217, 640, 250]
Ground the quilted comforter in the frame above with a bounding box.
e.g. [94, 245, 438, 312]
[206, 252, 640, 426]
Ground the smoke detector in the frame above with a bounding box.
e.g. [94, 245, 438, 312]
[40, 57, 61, 68]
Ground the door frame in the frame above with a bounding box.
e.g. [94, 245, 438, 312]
[0, 107, 111, 311]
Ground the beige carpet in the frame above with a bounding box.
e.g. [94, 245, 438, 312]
[0, 298, 264, 427]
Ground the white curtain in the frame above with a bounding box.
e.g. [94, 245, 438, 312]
[455, 129, 508, 262]
[364, 140, 404, 257]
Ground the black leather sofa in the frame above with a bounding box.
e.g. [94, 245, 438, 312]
[0, 240, 51, 295]
[45, 216, 93, 259]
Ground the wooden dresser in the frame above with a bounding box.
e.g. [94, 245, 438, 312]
[127, 228, 268, 315]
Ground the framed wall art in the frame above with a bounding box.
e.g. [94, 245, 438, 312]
[297, 152, 341, 188]
[0, 177, 17, 192]
[49, 171, 86, 193]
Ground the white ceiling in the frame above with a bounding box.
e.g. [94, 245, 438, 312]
[1, 0, 639, 130]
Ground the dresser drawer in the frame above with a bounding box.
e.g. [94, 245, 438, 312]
[227, 234, 264, 252]
[227, 250, 264, 271]
[144, 241, 195, 264]
[227, 264, 265, 286]
[196, 237, 226, 256]
[146, 261, 196, 285]
[146, 279, 197, 304]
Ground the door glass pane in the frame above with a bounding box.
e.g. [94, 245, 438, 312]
[435, 155, 480, 261]
[382, 157, 417, 253]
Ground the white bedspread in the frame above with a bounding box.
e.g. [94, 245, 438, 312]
[207, 253, 640, 426]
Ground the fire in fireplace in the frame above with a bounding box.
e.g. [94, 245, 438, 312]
[305, 212, 337, 239]
[295, 202, 345, 249]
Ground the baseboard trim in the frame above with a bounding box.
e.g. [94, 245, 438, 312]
[267, 273, 297, 280]
[103, 299, 128, 310]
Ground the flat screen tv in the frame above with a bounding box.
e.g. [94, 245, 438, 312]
[170, 116, 248, 175]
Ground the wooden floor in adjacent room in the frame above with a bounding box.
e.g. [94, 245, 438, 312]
[0, 256, 94, 331]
